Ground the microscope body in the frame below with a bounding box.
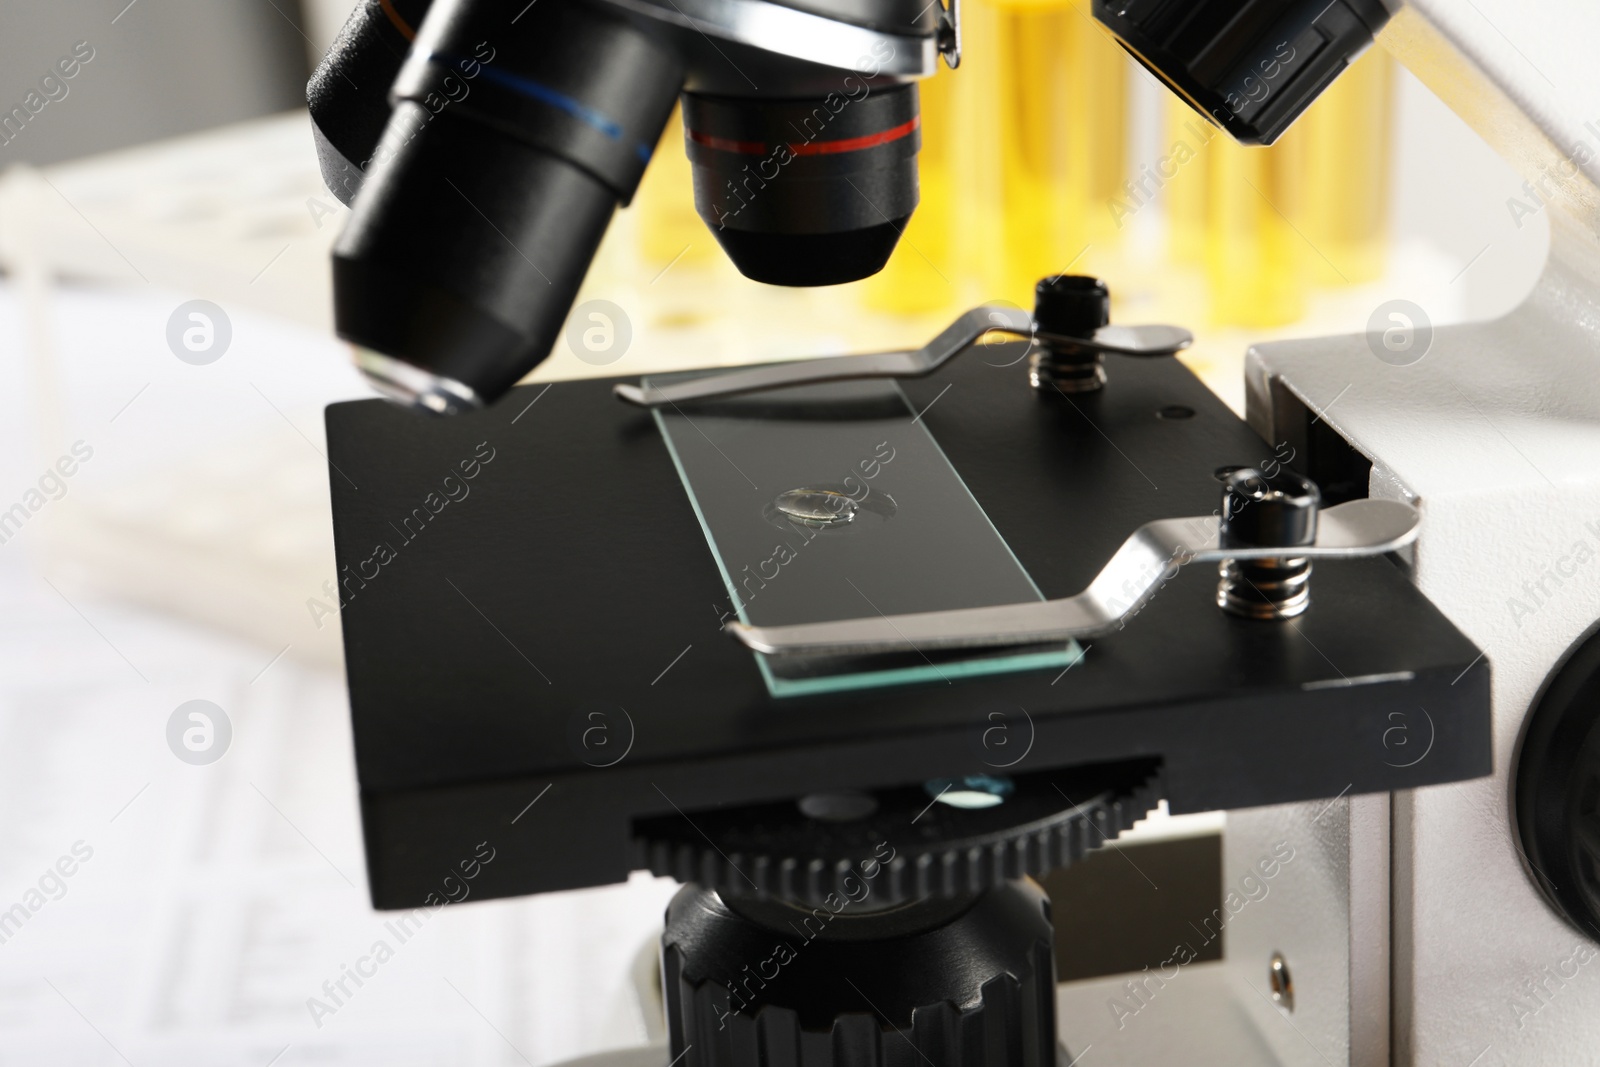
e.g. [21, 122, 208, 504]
[1240, 216, 1600, 1064]
[308, 0, 1392, 413]
[309, 0, 1600, 1064]
[1211, 3, 1600, 1062]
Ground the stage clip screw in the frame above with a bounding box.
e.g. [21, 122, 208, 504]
[1217, 467, 1320, 620]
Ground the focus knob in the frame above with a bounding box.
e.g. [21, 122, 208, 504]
[662, 881, 1059, 1067]
[1517, 622, 1600, 942]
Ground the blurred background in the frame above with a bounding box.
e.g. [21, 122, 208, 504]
[0, 0, 1554, 1064]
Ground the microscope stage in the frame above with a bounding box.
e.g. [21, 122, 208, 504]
[325, 344, 1489, 908]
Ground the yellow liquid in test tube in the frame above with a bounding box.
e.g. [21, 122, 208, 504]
[1171, 48, 1392, 325]
[1202, 130, 1306, 326]
[863, 68, 959, 314]
[1297, 49, 1392, 285]
[1059, 0, 1133, 247]
[866, 0, 1128, 313]
[996, 0, 1081, 302]
[1165, 95, 1212, 267]
[636, 105, 714, 269]
[986, 0, 1129, 303]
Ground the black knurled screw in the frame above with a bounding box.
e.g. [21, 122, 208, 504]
[1030, 275, 1109, 394]
[1216, 467, 1320, 619]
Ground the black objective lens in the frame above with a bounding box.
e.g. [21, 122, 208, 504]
[330, 0, 683, 412]
[307, 0, 434, 206]
[683, 83, 920, 287]
[1093, 0, 1390, 145]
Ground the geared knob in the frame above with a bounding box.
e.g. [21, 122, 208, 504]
[633, 761, 1161, 909]
[662, 880, 1060, 1067]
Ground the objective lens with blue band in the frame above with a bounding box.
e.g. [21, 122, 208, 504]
[465, 61, 655, 165]
[332, 0, 685, 408]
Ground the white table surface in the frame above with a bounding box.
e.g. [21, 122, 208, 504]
[0, 280, 680, 1067]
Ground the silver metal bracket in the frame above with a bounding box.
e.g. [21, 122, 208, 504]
[592, 0, 941, 77]
[612, 305, 1192, 408]
[726, 499, 1421, 656]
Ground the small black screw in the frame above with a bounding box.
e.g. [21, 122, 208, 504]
[1030, 276, 1109, 394]
[1216, 467, 1320, 620]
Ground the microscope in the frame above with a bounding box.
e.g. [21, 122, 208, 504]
[307, 0, 1600, 1063]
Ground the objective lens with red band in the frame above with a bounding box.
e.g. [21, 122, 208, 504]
[687, 115, 921, 158]
[682, 83, 921, 287]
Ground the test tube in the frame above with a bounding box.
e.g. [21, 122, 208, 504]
[1202, 128, 1307, 327]
[984, 0, 1129, 304]
[1165, 94, 1212, 266]
[868, 0, 1129, 314]
[863, 66, 959, 314]
[636, 105, 714, 270]
[1297, 49, 1393, 285]
[1179, 47, 1392, 324]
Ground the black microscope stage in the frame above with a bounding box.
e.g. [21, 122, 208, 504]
[325, 342, 1490, 909]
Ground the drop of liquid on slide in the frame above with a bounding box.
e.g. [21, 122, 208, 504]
[774, 488, 857, 526]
